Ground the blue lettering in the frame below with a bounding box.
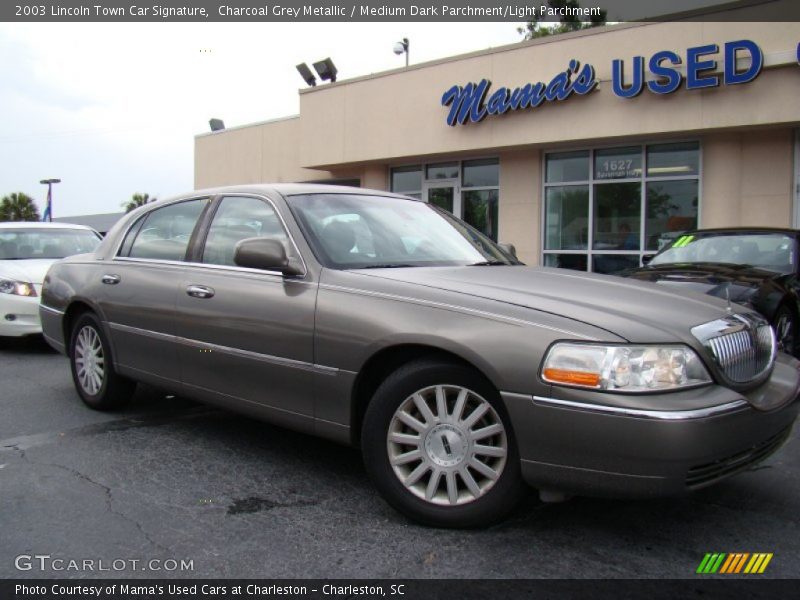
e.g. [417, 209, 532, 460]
[572, 63, 597, 95]
[441, 60, 596, 126]
[686, 43, 719, 90]
[441, 80, 490, 126]
[612, 57, 644, 98]
[486, 87, 512, 115]
[647, 50, 683, 94]
[724, 39, 762, 85]
[545, 71, 570, 101]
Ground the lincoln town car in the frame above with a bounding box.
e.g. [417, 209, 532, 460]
[39, 185, 800, 527]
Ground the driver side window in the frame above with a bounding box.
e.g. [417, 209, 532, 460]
[202, 196, 289, 267]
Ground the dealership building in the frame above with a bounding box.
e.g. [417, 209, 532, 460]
[194, 12, 799, 272]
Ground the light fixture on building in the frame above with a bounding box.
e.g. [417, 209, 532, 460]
[296, 63, 317, 87]
[393, 38, 410, 67]
[209, 118, 225, 132]
[312, 58, 338, 83]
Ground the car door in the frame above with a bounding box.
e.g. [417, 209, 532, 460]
[100, 197, 209, 386]
[174, 194, 317, 424]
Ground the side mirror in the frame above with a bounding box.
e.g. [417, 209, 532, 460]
[498, 242, 517, 259]
[234, 238, 303, 276]
[641, 254, 654, 266]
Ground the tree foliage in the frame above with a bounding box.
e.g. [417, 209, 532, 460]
[518, 1, 607, 40]
[0, 192, 41, 222]
[123, 192, 156, 213]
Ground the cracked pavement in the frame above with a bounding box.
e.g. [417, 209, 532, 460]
[1, 336, 799, 579]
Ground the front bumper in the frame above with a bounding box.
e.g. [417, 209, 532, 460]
[502, 354, 800, 498]
[0, 293, 42, 337]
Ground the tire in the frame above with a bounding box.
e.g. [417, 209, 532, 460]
[361, 358, 525, 528]
[774, 305, 797, 357]
[69, 313, 135, 410]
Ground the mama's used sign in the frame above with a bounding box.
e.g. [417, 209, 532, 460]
[442, 39, 767, 127]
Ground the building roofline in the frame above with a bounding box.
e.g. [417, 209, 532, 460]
[195, 114, 300, 139]
[297, 0, 785, 95]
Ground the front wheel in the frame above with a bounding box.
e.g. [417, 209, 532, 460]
[69, 313, 135, 410]
[361, 359, 524, 528]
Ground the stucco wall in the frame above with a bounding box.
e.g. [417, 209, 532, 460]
[296, 21, 800, 169]
[194, 117, 327, 189]
[702, 129, 794, 229]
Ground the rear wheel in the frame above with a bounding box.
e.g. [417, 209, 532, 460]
[362, 359, 524, 527]
[69, 313, 135, 410]
[774, 305, 797, 356]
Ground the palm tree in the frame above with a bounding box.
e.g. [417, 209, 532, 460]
[123, 192, 156, 213]
[0, 192, 41, 222]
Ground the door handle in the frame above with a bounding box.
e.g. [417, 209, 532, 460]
[101, 274, 121, 285]
[186, 285, 215, 299]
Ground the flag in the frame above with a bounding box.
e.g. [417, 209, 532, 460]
[42, 186, 52, 222]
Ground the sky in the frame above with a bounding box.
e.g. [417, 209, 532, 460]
[0, 21, 527, 218]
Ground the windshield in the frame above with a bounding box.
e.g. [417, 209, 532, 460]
[287, 193, 518, 269]
[0, 228, 101, 260]
[650, 232, 795, 274]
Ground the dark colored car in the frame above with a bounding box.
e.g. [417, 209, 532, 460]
[622, 228, 799, 357]
[39, 187, 800, 527]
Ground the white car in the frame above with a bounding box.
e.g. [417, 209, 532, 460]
[0, 222, 101, 337]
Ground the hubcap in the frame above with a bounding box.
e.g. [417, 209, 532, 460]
[74, 325, 105, 395]
[387, 384, 507, 506]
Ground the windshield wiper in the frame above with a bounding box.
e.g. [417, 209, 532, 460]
[469, 260, 509, 266]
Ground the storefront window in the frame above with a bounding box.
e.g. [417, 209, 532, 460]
[543, 142, 700, 273]
[391, 158, 501, 241]
[593, 183, 641, 250]
[592, 254, 641, 274]
[645, 180, 699, 251]
[544, 253, 588, 271]
[546, 151, 589, 183]
[426, 162, 459, 180]
[544, 186, 589, 250]
[463, 189, 499, 241]
[647, 142, 699, 177]
[462, 159, 499, 188]
[391, 165, 422, 194]
[594, 147, 642, 180]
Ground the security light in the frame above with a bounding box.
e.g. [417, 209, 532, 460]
[312, 58, 338, 83]
[296, 63, 317, 87]
[209, 118, 225, 132]
[393, 38, 409, 67]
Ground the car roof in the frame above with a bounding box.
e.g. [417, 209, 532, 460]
[680, 227, 798, 235]
[0, 221, 97, 231]
[163, 183, 415, 204]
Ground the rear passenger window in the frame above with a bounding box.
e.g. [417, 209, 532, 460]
[124, 199, 206, 261]
[202, 196, 289, 267]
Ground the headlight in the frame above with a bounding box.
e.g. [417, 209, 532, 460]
[541, 343, 712, 392]
[0, 279, 37, 297]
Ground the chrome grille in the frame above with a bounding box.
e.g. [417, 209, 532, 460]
[692, 313, 776, 385]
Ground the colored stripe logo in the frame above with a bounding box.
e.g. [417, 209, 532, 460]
[672, 234, 695, 248]
[697, 553, 773, 574]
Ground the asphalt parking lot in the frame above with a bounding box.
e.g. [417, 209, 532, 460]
[1, 336, 799, 580]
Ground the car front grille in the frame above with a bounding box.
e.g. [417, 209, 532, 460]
[686, 426, 792, 488]
[691, 312, 776, 386]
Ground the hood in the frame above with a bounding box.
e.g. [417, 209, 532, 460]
[622, 262, 780, 305]
[0, 258, 59, 285]
[353, 266, 735, 345]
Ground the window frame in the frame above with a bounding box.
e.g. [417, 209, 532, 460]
[541, 139, 702, 272]
[390, 157, 500, 240]
[115, 197, 211, 263]
[113, 194, 307, 278]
